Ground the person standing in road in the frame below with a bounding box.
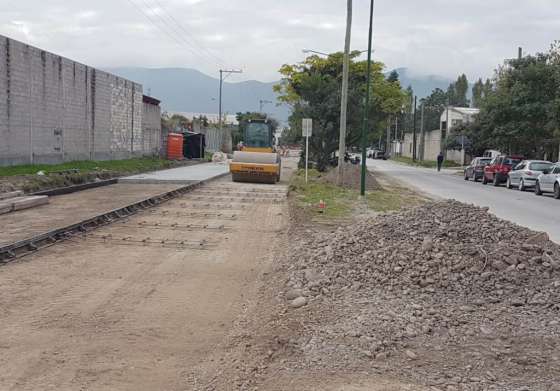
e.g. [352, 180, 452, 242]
[437, 152, 444, 172]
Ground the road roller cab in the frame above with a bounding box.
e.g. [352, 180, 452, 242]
[230, 119, 281, 183]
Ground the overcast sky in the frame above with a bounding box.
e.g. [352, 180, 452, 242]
[1, 0, 559, 83]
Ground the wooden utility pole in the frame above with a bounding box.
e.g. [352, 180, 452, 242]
[337, 0, 352, 185]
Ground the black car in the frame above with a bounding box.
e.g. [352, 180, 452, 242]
[464, 157, 492, 181]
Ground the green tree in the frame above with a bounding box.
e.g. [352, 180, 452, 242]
[471, 78, 484, 108]
[387, 70, 399, 83]
[474, 45, 560, 157]
[274, 52, 407, 170]
[420, 88, 447, 131]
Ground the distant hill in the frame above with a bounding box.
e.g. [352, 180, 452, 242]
[106, 67, 454, 126]
[105, 67, 291, 124]
[387, 68, 453, 99]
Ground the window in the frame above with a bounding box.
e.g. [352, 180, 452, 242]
[553, 166, 560, 174]
[529, 162, 553, 171]
[451, 119, 463, 127]
[514, 163, 526, 171]
[245, 122, 271, 148]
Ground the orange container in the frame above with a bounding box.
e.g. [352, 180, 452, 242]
[167, 133, 184, 160]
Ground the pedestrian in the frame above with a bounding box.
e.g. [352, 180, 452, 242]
[437, 151, 444, 172]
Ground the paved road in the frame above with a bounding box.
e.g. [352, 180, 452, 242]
[368, 159, 560, 243]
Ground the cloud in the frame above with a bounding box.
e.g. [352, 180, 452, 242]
[0, 0, 558, 83]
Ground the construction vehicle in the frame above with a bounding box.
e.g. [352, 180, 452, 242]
[229, 119, 281, 183]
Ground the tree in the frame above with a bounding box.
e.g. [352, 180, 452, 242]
[387, 70, 399, 83]
[473, 45, 560, 158]
[161, 112, 191, 132]
[446, 74, 469, 107]
[274, 52, 408, 170]
[471, 78, 484, 108]
[420, 88, 447, 131]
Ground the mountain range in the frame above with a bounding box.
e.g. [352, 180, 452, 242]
[107, 67, 453, 125]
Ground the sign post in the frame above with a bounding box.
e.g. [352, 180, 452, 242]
[302, 118, 312, 183]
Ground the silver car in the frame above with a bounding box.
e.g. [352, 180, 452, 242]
[535, 163, 560, 199]
[506, 160, 553, 191]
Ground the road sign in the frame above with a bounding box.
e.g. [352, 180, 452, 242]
[302, 118, 312, 183]
[302, 118, 312, 137]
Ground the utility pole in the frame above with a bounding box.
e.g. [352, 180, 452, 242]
[337, 0, 352, 185]
[360, 0, 375, 196]
[412, 96, 417, 162]
[386, 119, 391, 157]
[219, 69, 242, 132]
[419, 103, 425, 161]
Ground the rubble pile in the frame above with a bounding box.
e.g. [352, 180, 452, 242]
[281, 200, 560, 388]
[287, 200, 560, 305]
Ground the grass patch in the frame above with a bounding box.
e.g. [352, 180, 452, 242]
[391, 155, 459, 168]
[289, 168, 423, 220]
[0, 157, 173, 177]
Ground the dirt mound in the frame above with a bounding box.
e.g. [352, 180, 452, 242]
[322, 163, 380, 191]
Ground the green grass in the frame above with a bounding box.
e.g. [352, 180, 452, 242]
[391, 155, 459, 168]
[289, 169, 423, 219]
[0, 157, 173, 177]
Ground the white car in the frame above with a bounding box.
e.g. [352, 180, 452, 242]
[506, 160, 553, 191]
[535, 163, 560, 199]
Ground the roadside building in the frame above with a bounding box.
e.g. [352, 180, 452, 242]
[402, 106, 480, 164]
[0, 34, 163, 166]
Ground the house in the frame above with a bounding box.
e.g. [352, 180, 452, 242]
[440, 107, 480, 133]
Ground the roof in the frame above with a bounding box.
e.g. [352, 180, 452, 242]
[143, 95, 161, 106]
[450, 107, 480, 116]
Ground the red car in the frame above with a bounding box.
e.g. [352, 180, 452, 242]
[483, 155, 524, 186]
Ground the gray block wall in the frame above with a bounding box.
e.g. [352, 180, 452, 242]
[0, 35, 160, 166]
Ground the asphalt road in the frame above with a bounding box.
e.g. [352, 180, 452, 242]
[368, 158, 560, 243]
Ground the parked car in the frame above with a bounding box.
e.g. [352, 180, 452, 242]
[506, 160, 553, 191]
[535, 163, 560, 199]
[483, 155, 524, 186]
[464, 157, 492, 181]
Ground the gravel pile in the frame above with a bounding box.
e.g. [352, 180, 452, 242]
[282, 200, 560, 389]
[287, 200, 560, 305]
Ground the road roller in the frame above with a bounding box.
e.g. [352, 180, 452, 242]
[229, 119, 281, 183]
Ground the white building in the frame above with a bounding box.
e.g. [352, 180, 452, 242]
[402, 106, 481, 165]
[440, 107, 480, 132]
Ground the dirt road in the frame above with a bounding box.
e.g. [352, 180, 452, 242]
[0, 177, 288, 390]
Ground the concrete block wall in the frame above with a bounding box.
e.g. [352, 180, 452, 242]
[0, 35, 159, 166]
[402, 129, 443, 161]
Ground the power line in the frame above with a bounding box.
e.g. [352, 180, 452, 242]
[147, 0, 225, 66]
[138, 0, 220, 67]
[123, 0, 219, 69]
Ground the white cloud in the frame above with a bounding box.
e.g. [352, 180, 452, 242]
[0, 0, 558, 83]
